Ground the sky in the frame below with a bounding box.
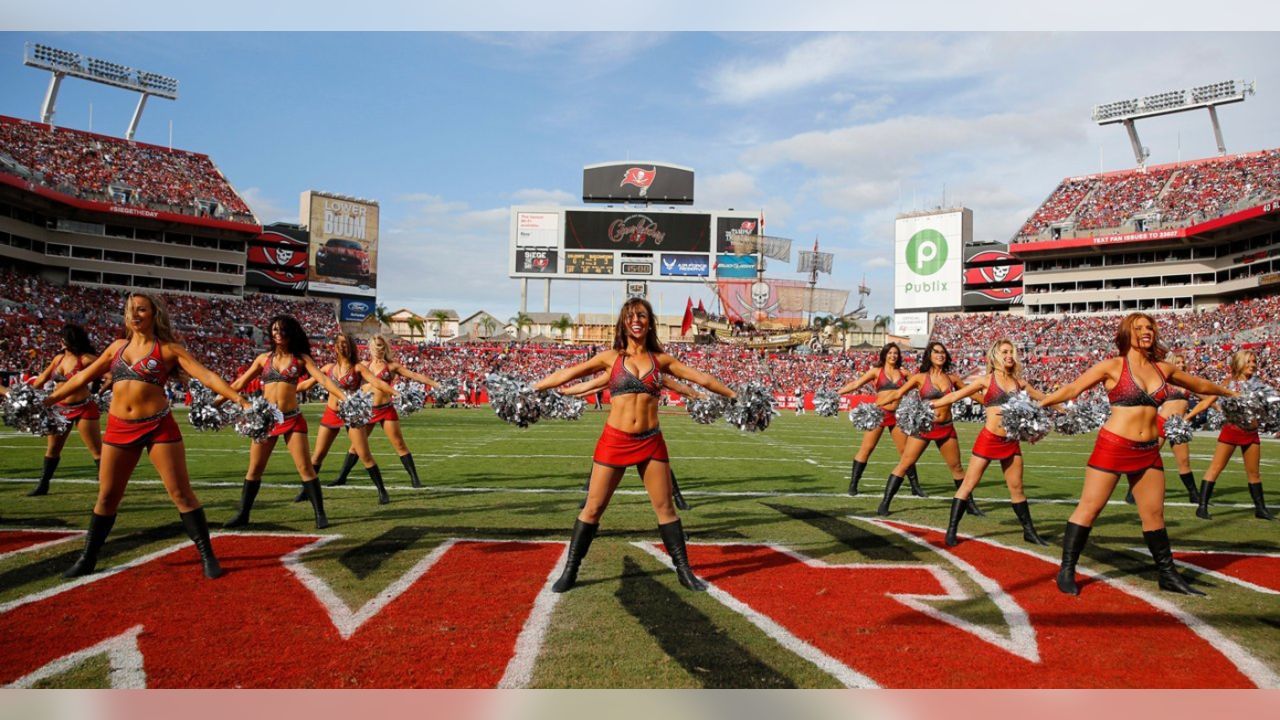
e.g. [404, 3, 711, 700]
[3, 15, 1280, 323]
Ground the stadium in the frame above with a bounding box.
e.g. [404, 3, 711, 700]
[2, 42, 1280, 692]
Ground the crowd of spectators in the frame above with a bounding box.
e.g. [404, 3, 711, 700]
[1014, 149, 1280, 240]
[0, 116, 253, 220]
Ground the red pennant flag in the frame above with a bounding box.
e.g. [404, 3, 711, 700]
[680, 297, 694, 336]
[696, 299, 705, 313]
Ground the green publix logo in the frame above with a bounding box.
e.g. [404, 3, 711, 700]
[904, 228, 948, 293]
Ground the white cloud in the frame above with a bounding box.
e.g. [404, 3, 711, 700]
[509, 187, 576, 205]
[237, 187, 293, 224]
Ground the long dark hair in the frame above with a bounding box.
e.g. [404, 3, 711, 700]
[919, 341, 953, 373]
[270, 315, 311, 357]
[334, 332, 360, 367]
[611, 298, 664, 353]
[61, 323, 96, 357]
[875, 342, 901, 369]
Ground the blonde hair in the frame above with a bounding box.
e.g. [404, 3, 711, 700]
[985, 338, 1021, 379]
[1229, 349, 1256, 380]
[370, 335, 395, 362]
[124, 292, 177, 344]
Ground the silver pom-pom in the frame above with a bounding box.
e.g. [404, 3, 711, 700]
[2, 384, 70, 436]
[431, 378, 461, 408]
[186, 380, 232, 432]
[1163, 414, 1193, 445]
[337, 389, 374, 427]
[540, 392, 587, 420]
[812, 390, 840, 418]
[1200, 407, 1224, 432]
[1220, 379, 1279, 432]
[1051, 395, 1111, 435]
[894, 390, 935, 438]
[94, 389, 112, 413]
[999, 391, 1050, 443]
[848, 402, 885, 431]
[486, 373, 543, 428]
[723, 382, 778, 432]
[394, 382, 428, 416]
[232, 396, 284, 443]
[687, 394, 730, 424]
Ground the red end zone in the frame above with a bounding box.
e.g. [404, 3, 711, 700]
[0, 529, 82, 558]
[1173, 551, 1280, 595]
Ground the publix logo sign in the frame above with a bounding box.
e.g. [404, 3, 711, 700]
[905, 228, 948, 275]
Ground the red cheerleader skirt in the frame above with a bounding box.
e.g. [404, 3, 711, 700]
[1087, 428, 1163, 475]
[593, 424, 670, 468]
[320, 406, 345, 430]
[972, 427, 1021, 460]
[269, 409, 308, 438]
[56, 398, 100, 425]
[918, 420, 958, 443]
[881, 411, 897, 429]
[104, 410, 182, 449]
[1156, 414, 1166, 439]
[1219, 423, 1260, 447]
[370, 403, 399, 425]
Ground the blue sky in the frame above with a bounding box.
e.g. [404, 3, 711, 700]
[3, 29, 1280, 322]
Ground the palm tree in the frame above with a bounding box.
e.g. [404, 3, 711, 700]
[873, 314, 892, 332]
[551, 315, 574, 342]
[374, 304, 392, 330]
[430, 310, 452, 340]
[479, 315, 498, 339]
[405, 316, 425, 341]
[509, 312, 533, 339]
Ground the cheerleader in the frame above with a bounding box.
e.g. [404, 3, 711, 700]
[833, 343, 924, 498]
[223, 316, 351, 529]
[322, 336, 439, 490]
[875, 342, 981, 517]
[927, 339, 1048, 546]
[533, 298, 736, 593]
[45, 293, 249, 579]
[25, 324, 102, 496]
[1038, 313, 1234, 595]
[300, 334, 397, 505]
[1126, 353, 1202, 505]
[1185, 349, 1275, 521]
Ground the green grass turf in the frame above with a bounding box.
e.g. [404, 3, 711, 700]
[2, 405, 1278, 687]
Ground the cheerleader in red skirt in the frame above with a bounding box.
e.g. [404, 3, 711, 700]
[926, 339, 1049, 546]
[874, 342, 976, 516]
[45, 293, 250, 579]
[1185, 349, 1275, 521]
[25, 324, 102, 496]
[1038, 313, 1234, 596]
[324, 335, 440, 491]
[834, 343, 923, 497]
[533, 298, 736, 593]
[1125, 353, 1202, 505]
[223, 315, 350, 529]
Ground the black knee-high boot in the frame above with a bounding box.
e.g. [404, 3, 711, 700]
[957, 479, 985, 517]
[367, 464, 390, 505]
[1011, 500, 1049, 546]
[179, 507, 224, 579]
[877, 474, 905, 516]
[64, 512, 116, 578]
[944, 497, 966, 547]
[1179, 472, 1200, 504]
[295, 464, 321, 503]
[1056, 521, 1092, 595]
[399, 453, 422, 489]
[223, 480, 261, 528]
[326, 452, 359, 487]
[1195, 480, 1215, 519]
[848, 460, 867, 496]
[670, 468, 689, 511]
[551, 519, 599, 593]
[1124, 487, 1135, 504]
[301, 479, 329, 529]
[30, 455, 60, 496]
[907, 465, 927, 497]
[1143, 527, 1205, 595]
[658, 519, 706, 591]
[1250, 483, 1275, 520]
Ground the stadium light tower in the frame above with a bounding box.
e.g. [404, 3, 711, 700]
[23, 42, 179, 140]
[1092, 79, 1254, 168]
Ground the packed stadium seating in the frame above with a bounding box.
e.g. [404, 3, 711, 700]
[1015, 149, 1280, 240]
[0, 116, 253, 220]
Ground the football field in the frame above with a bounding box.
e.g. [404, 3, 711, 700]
[1, 406, 1278, 688]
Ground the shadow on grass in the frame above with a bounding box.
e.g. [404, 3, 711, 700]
[0, 522, 185, 590]
[762, 503, 919, 562]
[616, 556, 795, 688]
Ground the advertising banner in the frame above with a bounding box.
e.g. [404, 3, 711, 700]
[245, 268, 307, 292]
[660, 254, 710, 277]
[582, 162, 694, 205]
[515, 212, 559, 248]
[564, 210, 711, 253]
[963, 248, 1024, 306]
[716, 216, 759, 253]
[715, 254, 758, 279]
[564, 252, 614, 275]
[303, 191, 379, 298]
[339, 297, 375, 322]
[894, 209, 967, 311]
[515, 248, 558, 274]
[894, 312, 929, 337]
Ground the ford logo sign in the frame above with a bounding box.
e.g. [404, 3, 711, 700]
[348, 302, 370, 313]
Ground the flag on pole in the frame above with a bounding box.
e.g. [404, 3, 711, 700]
[680, 297, 694, 336]
[696, 299, 705, 313]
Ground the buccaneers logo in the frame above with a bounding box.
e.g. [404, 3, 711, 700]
[620, 167, 657, 197]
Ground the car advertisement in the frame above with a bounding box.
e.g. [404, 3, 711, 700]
[303, 190, 379, 298]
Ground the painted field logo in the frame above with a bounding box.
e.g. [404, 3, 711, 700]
[906, 229, 948, 276]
